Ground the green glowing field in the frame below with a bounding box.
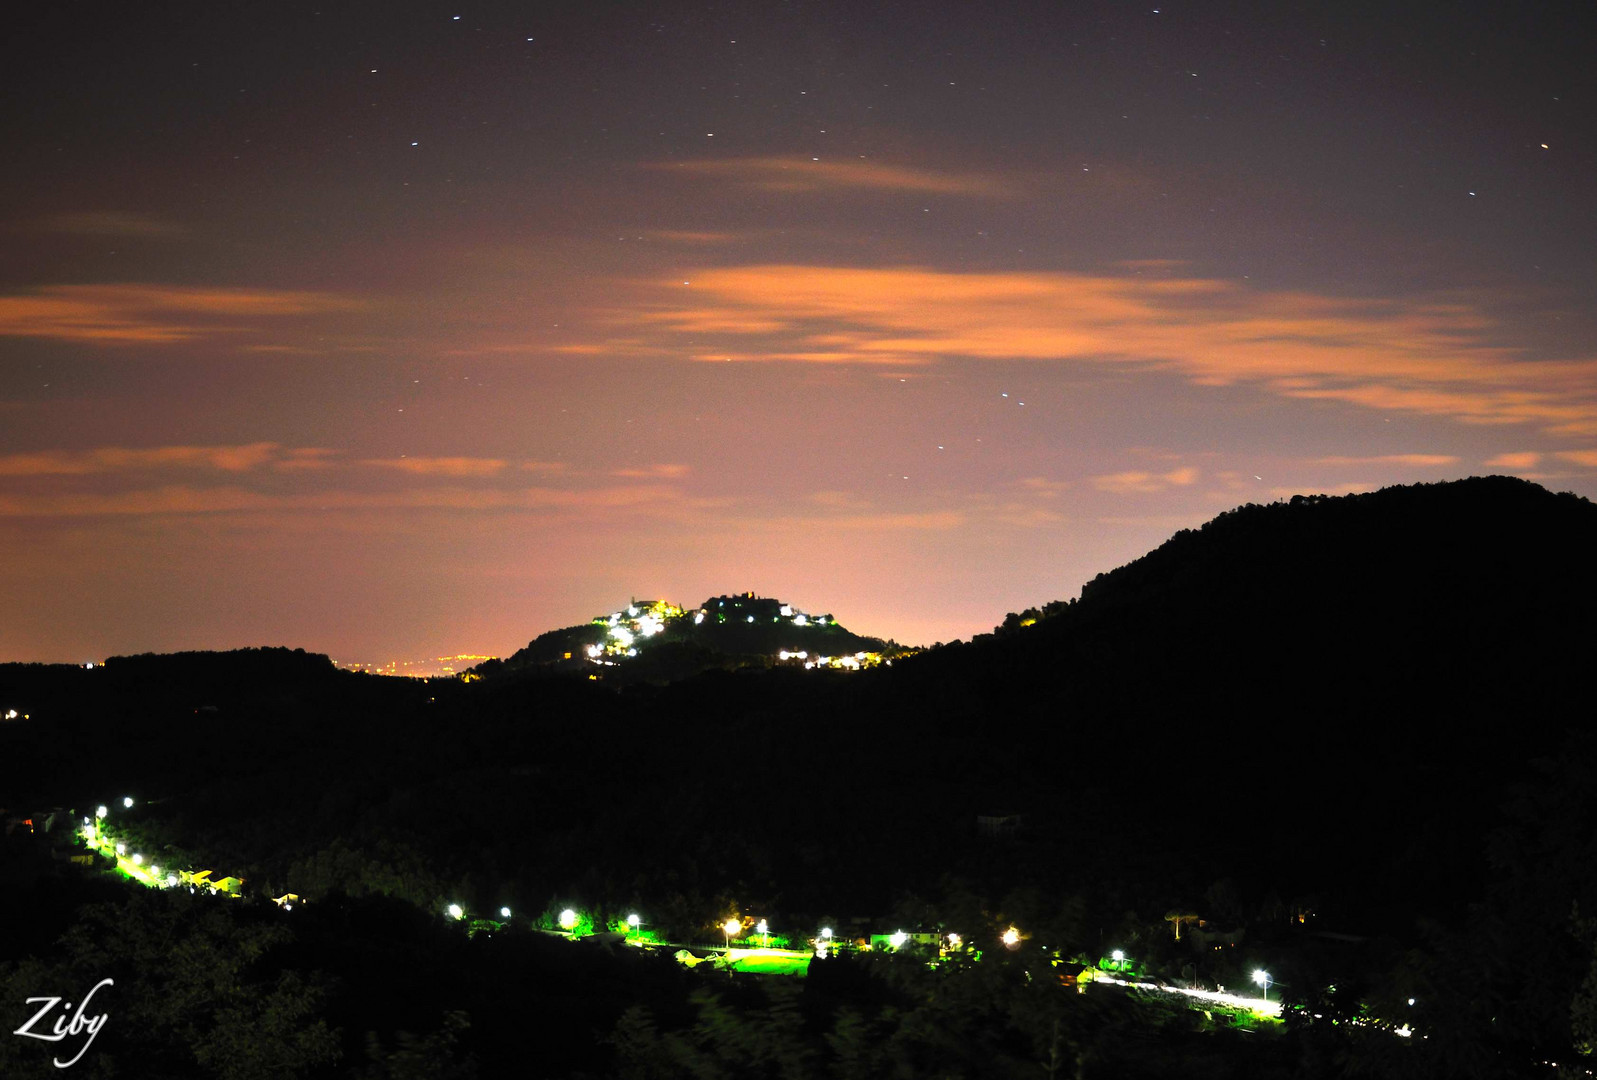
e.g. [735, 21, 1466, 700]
[726, 950, 813, 976]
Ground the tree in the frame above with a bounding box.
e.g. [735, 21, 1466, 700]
[0, 890, 338, 1079]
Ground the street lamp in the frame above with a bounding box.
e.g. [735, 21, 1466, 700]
[889, 930, 908, 950]
[447, 904, 464, 920]
[627, 913, 641, 938]
[500, 906, 512, 919]
[757, 919, 769, 947]
[1002, 927, 1021, 948]
[559, 908, 578, 932]
[122, 797, 133, 809]
[723, 918, 741, 952]
[1252, 969, 1271, 1001]
[95, 805, 107, 820]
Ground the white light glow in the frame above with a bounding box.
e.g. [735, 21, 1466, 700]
[1094, 975, 1283, 1017]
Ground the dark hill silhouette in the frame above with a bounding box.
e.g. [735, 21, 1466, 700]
[966, 475, 1594, 717]
[489, 592, 894, 683]
[859, 476, 1597, 926]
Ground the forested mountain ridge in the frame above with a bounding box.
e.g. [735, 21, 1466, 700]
[913, 475, 1596, 720]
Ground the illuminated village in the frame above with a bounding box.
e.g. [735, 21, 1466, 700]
[495, 592, 907, 678]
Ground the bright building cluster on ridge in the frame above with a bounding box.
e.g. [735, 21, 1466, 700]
[588, 599, 688, 660]
[493, 591, 910, 679]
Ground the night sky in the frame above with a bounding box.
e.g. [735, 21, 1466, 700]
[3, 1, 1594, 665]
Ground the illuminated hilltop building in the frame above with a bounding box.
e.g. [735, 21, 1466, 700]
[490, 592, 910, 680]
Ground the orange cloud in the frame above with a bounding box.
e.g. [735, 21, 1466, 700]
[649, 230, 740, 244]
[1312, 454, 1459, 467]
[0, 483, 694, 519]
[0, 442, 281, 476]
[0, 486, 279, 517]
[274, 448, 340, 472]
[361, 457, 508, 478]
[1092, 466, 1200, 494]
[1484, 451, 1541, 469]
[612, 463, 691, 479]
[0, 284, 360, 345]
[1555, 450, 1597, 467]
[650, 157, 1012, 197]
[1015, 476, 1073, 497]
[611, 264, 1597, 433]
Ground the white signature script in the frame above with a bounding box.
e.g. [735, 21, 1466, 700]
[12, 978, 112, 1068]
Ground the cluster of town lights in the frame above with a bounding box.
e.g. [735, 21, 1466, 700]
[580, 596, 864, 666]
[79, 795, 241, 896]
